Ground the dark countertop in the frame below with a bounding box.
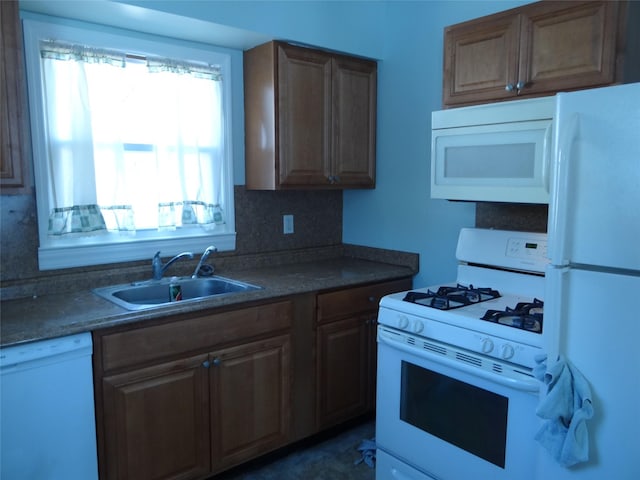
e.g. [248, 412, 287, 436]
[0, 257, 415, 348]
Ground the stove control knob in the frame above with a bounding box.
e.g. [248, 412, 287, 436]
[481, 338, 494, 354]
[413, 320, 424, 334]
[501, 344, 515, 360]
[398, 315, 410, 330]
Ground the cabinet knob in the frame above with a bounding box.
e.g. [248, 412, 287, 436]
[212, 357, 222, 366]
[368, 296, 376, 303]
[505, 83, 515, 92]
[516, 81, 526, 91]
[202, 360, 211, 368]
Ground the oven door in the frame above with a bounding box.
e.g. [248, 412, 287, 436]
[376, 326, 540, 480]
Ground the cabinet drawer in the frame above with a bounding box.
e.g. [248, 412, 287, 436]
[98, 301, 292, 372]
[317, 278, 411, 322]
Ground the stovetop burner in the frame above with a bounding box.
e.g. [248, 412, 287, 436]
[402, 284, 501, 311]
[481, 299, 544, 333]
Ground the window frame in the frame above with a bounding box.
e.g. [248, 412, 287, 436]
[22, 17, 236, 270]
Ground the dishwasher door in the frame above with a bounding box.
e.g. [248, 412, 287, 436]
[0, 332, 99, 480]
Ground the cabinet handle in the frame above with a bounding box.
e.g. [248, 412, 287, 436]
[505, 83, 515, 92]
[212, 357, 222, 366]
[202, 360, 211, 368]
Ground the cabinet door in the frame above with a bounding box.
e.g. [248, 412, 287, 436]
[277, 44, 332, 186]
[101, 354, 210, 480]
[316, 316, 370, 429]
[443, 12, 521, 106]
[0, 0, 29, 192]
[210, 335, 291, 473]
[518, 1, 619, 95]
[332, 55, 376, 187]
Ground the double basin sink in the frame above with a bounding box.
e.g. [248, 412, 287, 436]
[94, 276, 262, 311]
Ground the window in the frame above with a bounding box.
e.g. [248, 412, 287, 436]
[22, 18, 235, 270]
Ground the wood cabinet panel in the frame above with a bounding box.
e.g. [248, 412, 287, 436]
[519, 0, 619, 94]
[315, 278, 411, 429]
[277, 45, 332, 186]
[210, 335, 291, 473]
[443, 0, 634, 107]
[444, 12, 521, 104]
[316, 316, 370, 428]
[317, 278, 412, 321]
[332, 55, 377, 186]
[101, 354, 211, 480]
[1, 0, 31, 192]
[100, 301, 291, 372]
[244, 41, 376, 189]
[95, 300, 294, 480]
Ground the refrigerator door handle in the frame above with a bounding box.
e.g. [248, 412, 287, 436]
[548, 113, 579, 266]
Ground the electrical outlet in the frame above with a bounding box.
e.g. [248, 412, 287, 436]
[283, 214, 294, 234]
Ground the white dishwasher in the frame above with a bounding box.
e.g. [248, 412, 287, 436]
[0, 332, 99, 480]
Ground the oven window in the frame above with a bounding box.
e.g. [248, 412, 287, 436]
[400, 361, 508, 468]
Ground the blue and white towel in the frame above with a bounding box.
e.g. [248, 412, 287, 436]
[534, 354, 594, 467]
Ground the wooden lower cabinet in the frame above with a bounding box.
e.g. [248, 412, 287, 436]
[102, 354, 211, 480]
[94, 279, 413, 479]
[210, 335, 290, 474]
[94, 301, 293, 480]
[316, 314, 376, 428]
[315, 278, 412, 429]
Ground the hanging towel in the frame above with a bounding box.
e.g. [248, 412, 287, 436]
[533, 354, 594, 467]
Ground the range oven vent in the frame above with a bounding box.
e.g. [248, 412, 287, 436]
[421, 340, 447, 356]
[455, 352, 482, 367]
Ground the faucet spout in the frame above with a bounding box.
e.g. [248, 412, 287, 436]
[152, 251, 194, 280]
[192, 246, 217, 278]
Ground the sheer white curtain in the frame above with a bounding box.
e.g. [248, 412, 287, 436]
[41, 44, 128, 235]
[146, 58, 225, 230]
[40, 41, 225, 237]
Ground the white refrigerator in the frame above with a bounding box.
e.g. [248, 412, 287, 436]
[538, 82, 640, 479]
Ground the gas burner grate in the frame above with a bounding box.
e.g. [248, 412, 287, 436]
[402, 284, 501, 311]
[481, 298, 544, 333]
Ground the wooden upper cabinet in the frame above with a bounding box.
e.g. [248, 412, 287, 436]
[1, 0, 31, 193]
[244, 41, 376, 189]
[443, 0, 637, 107]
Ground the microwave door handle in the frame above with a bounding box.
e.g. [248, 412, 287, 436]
[543, 123, 552, 195]
[548, 113, 579, 266]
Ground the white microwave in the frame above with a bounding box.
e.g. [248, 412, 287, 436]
[431, 96, 555, 204]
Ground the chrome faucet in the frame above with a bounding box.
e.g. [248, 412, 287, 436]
[192, 245, 217, 278]
[152, 251, 194, 280]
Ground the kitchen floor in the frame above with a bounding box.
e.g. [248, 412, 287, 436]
[212, 419, 376, 480]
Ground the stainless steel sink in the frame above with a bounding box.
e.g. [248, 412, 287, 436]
[93, 276, 262, 311]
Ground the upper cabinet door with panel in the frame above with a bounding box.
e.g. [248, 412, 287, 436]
[244, 41, 377, 190]
[332, 55, 377, 187]
[1, 0, 31, 193]
[277, 44, 332, 186]
[443, 1, 636, 107]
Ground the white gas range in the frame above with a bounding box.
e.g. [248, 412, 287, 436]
[375, 228, 549, 480]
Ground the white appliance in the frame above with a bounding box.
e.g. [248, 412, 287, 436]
[0, 332, 99, 480]
[431, 96, 554, 204]
[376, 228, 548, 480]
[538, 82, 640, 479]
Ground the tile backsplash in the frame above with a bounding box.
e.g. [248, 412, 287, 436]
[1, 187, 545, 297]
[0, 186, 343, 290]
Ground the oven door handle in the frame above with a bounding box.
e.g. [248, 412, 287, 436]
[378, 332, 540, 393]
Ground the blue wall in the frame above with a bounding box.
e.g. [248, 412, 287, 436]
[22, 0, 529, 287]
